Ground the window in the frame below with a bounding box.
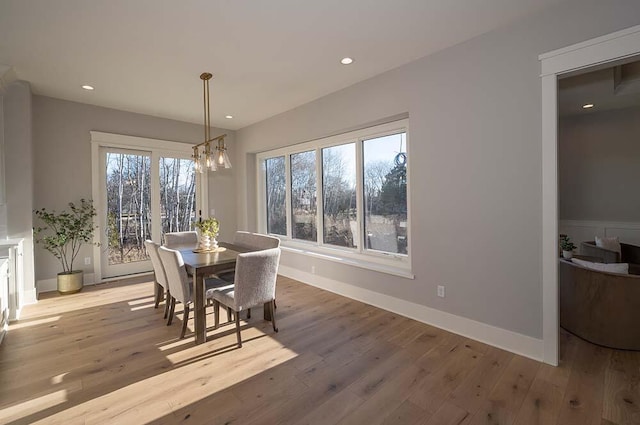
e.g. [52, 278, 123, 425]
[257, 119, 410, 270]
[291, 151, 317, 241]
[265, 156, 286, 235]
[363, 133, 407, 254]
[322, 143, 356, 248]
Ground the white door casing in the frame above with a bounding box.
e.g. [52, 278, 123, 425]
[540, 24, 640, 366]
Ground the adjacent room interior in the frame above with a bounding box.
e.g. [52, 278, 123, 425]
[558, 57, 640, 352]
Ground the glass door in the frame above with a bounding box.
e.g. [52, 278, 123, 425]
[159, 157, 197, 239]
[99, 147, 201, 279]
[101, 148, 152, 278]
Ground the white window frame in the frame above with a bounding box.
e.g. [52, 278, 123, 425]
[91, 131, 207, 282]
[256, 119, 413, 278]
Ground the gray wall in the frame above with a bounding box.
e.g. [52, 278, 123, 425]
[32, 96, 236, 283]
[3, 81, 35, 293]
[236, 0, 640, 339]
[559, 106, 640, 222]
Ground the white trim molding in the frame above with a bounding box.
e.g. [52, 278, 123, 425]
[540, 24, 640, 366]
[559, 220, 640, 248]
[36, 271, 154, 294]
[279, 265, 543, 361]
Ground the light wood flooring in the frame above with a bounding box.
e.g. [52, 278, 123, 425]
[1, 275, 639, 424]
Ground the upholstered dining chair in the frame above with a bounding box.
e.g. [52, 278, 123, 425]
[158, 246, 225, 339]
[234, 231, 281, 250]
[205, 247, 281, 348]
[217, 231, 281, 318]
[164, 231, 199, 250]
[144, 240, 171, 319]
[217, 231, 280, 281]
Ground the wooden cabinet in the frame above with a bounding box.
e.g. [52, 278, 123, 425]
[0, 240, 23, 344]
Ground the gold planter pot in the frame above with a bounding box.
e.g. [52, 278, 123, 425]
[58, 270, 84, 294]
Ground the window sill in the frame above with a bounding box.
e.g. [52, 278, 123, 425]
[280, 243, 415, 280]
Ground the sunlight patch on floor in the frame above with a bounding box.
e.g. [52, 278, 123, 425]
[130, 303, 156, 311]
[0, 389, 68, 423]
[10, 315, 60, 329]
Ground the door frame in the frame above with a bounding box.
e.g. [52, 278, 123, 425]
[540, 24, 640, 366]
[90, 131, 208, 282]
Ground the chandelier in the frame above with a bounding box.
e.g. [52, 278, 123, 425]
[192, 72, 231, 173]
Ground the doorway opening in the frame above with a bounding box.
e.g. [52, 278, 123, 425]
[540, 25, 640, 366]
[91, 132, 207, 281]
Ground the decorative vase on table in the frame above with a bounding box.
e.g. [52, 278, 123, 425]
[195, 217, 220, 252]
[199, 234, 212, 251]
[562, 250, 573, 259]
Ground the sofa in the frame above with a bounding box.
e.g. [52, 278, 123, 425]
[560, 259, 640, 350]
[581, 241, 640, 275]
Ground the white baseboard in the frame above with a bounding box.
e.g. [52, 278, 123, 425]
[23, 287, 37, 305]
[37, 273, 97, 295]
[278, 265, 544, 362]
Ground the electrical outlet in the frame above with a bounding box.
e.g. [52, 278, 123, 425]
[210, 208, 216, 216]
[437, 285, 445, 298]
[311, 266, 316, 274]
[84, 257, 91, 265]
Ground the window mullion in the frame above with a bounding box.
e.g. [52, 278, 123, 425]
[316, 148, 324, 245]
[355, 138, 364, 253]
[285, 153, 292, 239]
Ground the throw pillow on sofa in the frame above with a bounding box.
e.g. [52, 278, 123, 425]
[595, 236, 622, 255]
[572, 258, 629, 274]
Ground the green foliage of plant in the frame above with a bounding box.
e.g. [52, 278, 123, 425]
[560, 235, 577, 251]
[195, 217, 219, 238]
[34, 199, 99, 274]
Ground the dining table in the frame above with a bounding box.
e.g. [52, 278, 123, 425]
[179, 242, 272, 345]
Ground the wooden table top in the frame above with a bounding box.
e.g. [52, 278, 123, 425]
[180, 242, 250, 269]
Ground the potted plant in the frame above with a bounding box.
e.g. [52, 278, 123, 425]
[560, 235, 577, 259]
[34, 199, 98, 294]
[194, 217, 220, 250]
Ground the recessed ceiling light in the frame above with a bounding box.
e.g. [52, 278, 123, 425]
[583, 103, 594, 109]
[225, 115, 233, 119]
[340, 57, 354, 65]
[81, 85, 94, 91]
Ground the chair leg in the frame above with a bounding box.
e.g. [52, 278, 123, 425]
[154, 282, 161, 309]
[214, 300, 220, 330]
[163, 289, 171, 319]
[167, 297, 176, 326]
[180, 304, 190, 339]
[235, 312, 242, 348]
[227, 307, 232, 322]
[270, 300, 278, 333]
[274, 298, 277, 309]
[247, 308, 251, 319]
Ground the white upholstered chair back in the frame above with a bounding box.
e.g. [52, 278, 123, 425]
[164, 231, 199, 250]
[158, 246, 191, 304]
[145, 240, 168, 289]
[232, 248, 281, 310]
[234, 231, 280, 250]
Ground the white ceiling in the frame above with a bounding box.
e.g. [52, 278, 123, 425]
[559, 59, 640, 117]
[0, 0, 566, 130]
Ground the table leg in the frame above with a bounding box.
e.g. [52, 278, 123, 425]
[194, 270, 206, 344]
[263, 301, 272, 321]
